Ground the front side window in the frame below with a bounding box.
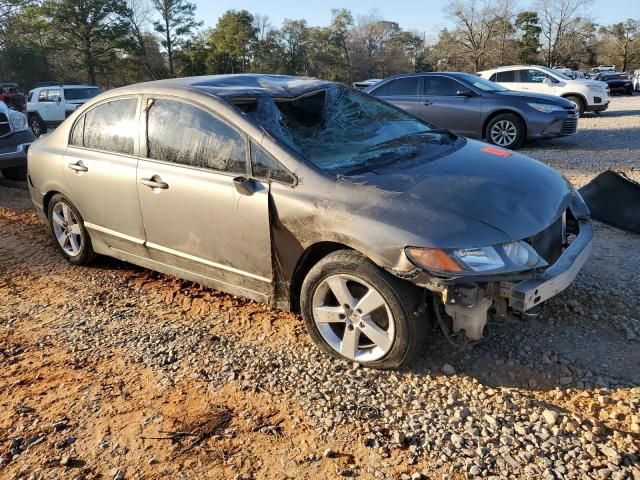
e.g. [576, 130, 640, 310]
[519, 69, 554, 83]
[251, 142, 294, 184]
[146, 99, 247, 174]
[388, 77, 419, 96]
[423, 76, 460, 96]
[47, 89, 62, 102]
[38, 90, 48, 102]
[83, 98, 138, 155]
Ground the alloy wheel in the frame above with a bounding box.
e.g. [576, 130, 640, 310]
[51, 201, 82, 256]
[490, 120, 518, 147]
[311, 273, 395, 362]
[30, 118, 42, 137]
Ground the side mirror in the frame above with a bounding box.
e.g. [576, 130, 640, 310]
[233, 176, 255, 196]
[456, 89, 474, 97]
[542, 78, 553, 86]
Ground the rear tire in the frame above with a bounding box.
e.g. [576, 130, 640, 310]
[47, 194, 96, 265]
[300, 250, 427, 369]
[1, 165, 27, 180]
[486, 113, 525, 150]
[566, 95, 585, 116]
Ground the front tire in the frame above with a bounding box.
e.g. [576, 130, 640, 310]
[47, 194, 95, 265]
[486, 113, 525, 149]
[566, 95, 585, 116]
[300, 250, 427, 369]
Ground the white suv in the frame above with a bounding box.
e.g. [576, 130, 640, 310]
[478, 65, 610, 116]
[26, 84, 100, 136]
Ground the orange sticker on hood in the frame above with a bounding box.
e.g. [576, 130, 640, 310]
[481, 146, 512, 157]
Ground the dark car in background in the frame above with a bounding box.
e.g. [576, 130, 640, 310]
[595, 72, 634, 95]
[366, 72, 578, 149]
[0, 100, 34, 180]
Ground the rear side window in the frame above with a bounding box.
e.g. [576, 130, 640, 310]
[146, 99, 247, 174]
[387, 77, 419, 96]
[251, 142, 294, 184]
[83, 98, 138, 155]
[495, 71, 516, 82]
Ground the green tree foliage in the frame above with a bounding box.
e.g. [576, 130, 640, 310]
[152, 0, 201, 75]
[208, 10, 257, 73]
[515, 11, 542, 64]
[42, 0, 131, 84]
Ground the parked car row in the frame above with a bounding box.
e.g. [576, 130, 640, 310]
[366, 72, 578, 149]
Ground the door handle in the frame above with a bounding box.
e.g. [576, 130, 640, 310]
[422, 101, 433, 106]
[67, 162, 88, 172]
[140, 177, 169, 189]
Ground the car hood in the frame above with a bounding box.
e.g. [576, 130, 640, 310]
[491, 90, 573, 106]
[571, 78, 608, 88]
[343, 139, 573, 249]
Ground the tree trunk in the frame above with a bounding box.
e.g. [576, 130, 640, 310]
[165, 17, 173, 76]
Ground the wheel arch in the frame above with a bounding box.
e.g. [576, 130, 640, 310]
[561, 92, 588, 107]
[482, 109, 527, 139]
[287, 241, 355, 313]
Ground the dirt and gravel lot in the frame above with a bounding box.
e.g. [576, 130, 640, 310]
[1, 96, 639, 480]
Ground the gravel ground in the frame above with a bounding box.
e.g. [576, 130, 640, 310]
[1, 96, 640, 480]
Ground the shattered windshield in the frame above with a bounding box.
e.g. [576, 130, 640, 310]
[245, 85, 458, 174]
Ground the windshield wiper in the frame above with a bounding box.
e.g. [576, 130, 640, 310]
[358, 129, 456, 154]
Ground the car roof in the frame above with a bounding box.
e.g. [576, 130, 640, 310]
[479, 65, 545, 73]
[122, 74, 332, 99]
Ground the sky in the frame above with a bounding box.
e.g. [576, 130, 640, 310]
[192, 0, 631, 43]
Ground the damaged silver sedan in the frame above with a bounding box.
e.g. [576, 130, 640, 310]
[27, 75, 593, 369]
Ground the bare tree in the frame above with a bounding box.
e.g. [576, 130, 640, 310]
[124, 0, 161, 79]
[445, 0, 501, 71]
[599, 19, 640, 71]
[252, 13, 271, 41]
[537, 0, 593, 66]
[349, 12, 400, 78]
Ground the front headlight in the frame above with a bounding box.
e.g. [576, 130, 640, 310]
[405, 241, 541, 275]
[527, 102, 565, 113]
[9, 111, 28, 132]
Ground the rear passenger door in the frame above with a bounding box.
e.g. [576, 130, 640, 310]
[420, 76, 483, 137]
[63, 96, 148, 257]
[489, 70, 518, 90]
[136, 97, 273, 302]
[369, 77, 422, 117]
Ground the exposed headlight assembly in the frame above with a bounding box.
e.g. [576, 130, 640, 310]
[405, 241, 543, 275]
[8, 111, 28, 132]
[527, 102, 565, 113]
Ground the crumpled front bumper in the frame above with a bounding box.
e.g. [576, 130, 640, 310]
[509, 208, 592, 311]
[404, 193, 593, 312]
